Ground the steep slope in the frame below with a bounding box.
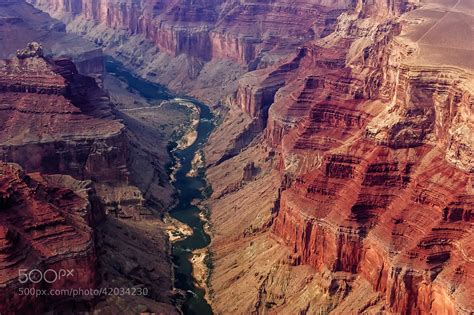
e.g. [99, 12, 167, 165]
[0, 46, 178, 314]
[27, 0, 358, 103]
[0, 162, 99, 314]
[0, 1, 179, 206]
[205, 0, 473, 314]
[0, 51, 128, 180]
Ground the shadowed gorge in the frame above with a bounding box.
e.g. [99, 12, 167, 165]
[0, 0, 473, 314]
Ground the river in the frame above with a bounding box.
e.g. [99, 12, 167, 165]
[105, 58, 214, 315]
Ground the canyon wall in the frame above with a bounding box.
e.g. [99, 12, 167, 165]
[27, 0, 363, 104]
[0, 0, 179, 206]
[28, 0, 350, 63]
[0, 54, 129, 181]
[25, 0, 474, 313]
[0, 51, 124, 312]
[206, 0, 473, 314]
[0, 162, 100, 314]
[0, 43, 178, 313]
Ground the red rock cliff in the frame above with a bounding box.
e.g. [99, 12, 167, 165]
[0, 162, 101, 315]
[263, 1, 474, 313]
[28, 0, 355, 64]
[205, 0, 473, 313]
[0, 52, 129, 181]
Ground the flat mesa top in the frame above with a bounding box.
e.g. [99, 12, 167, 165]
[398, 0, 474, 72]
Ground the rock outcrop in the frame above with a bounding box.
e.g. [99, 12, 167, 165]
[205, 0, 473, 314]
[0, 162, 100, 315]
[0, 51, 128, 181]
[16, 41, 44, 59]
[0, 44, 178, 313]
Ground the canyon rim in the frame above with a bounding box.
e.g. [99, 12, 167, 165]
[0, 0, 473, 314]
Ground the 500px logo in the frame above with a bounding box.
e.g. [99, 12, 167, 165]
[18, 269, 75, 284]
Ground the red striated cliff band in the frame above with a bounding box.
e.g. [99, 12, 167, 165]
[0, 50, 129, 181]
[27, 0, 371, 64]
[0, 48, 129, 313]
[230, 0, 473, 313]
[0, 162, 102, 315]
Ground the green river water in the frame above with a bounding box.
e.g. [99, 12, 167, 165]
[105, 58, 214, 315]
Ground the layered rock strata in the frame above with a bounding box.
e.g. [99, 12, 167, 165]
[0, 46, 177, 313]
[0, 53, 128, 181]
[0, 162, 99, 315]
[28, 0, 350, 64]
[27, 0, 362, 104]
[206, 0, 473, 313]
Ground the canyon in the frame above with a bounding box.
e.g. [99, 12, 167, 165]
[1, 0, 473, 314]
[27, 0, 357, 104]
[205, 0, 474, 313]
[0, 21, 179, 313]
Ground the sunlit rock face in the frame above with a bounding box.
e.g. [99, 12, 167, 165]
[25, 0, 474, 314]
[204, 0, 473, 313]
[26, 0, 362, 102]
[262, 1, 473, 313]
[27, 0, 351, 63]
[26, 0, 417, 64]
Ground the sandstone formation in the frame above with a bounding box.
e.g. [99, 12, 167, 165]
[25, 0, 369, 166]
[205, 0, 474, 314]
[28, 0, 348, 63]
[24, 0, 474, 314]
[0, 162, 99, 315]
[27, 0, 365, 105]
[0, 0, 189, 208]
[0, 53, 128, 181]
[0, 44, 178, 313]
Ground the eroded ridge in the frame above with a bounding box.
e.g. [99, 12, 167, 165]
[208, 0, 473, 313]
[0, 48, 128, 181]
[0, 162, 100, 314]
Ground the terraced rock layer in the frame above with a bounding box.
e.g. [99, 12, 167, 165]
[0, 48, 177, 313]
[206, 0, 473, 314]
[28, 0, 348, 62]
[0, 162, 99, 315]
[0, 54, 128, 181]
[27, 0, 365, 104]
